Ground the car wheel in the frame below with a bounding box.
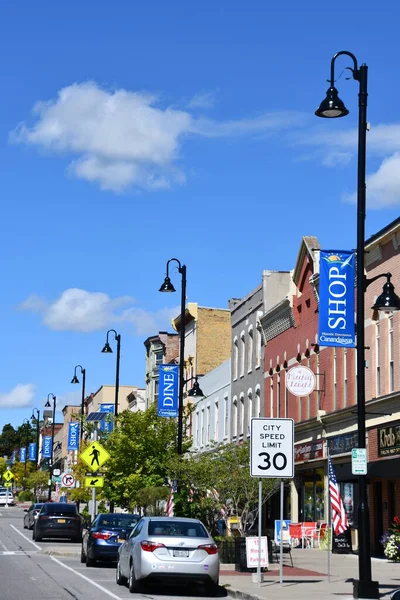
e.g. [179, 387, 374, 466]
[86, 553, 96, 567]
[80, 546, 86, 563]
[116, 560, 127, 586]
[128, 561, 142, 593]
[35, 532, 42, 542]
[205, 581, 218, 597]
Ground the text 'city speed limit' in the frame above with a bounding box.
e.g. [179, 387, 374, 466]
[250, 418, 294, 478]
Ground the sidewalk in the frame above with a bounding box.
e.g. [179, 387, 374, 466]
[219, 548, 400, 600]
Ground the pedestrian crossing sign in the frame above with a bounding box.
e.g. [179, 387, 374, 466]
[85, 476, 104, 488]
[3, 482, 12, 488]
[3, 470, 14, 482]
[79, 441, 110, 471]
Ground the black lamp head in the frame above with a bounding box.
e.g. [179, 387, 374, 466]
[31, 413, 35, 421]
[315, 86, 349, 118]
[71, 375, 79, 384]
[101, 342, 113, 353]
[372, 275, 400, 312]
[188, 380, 205, 398]
[44, 400, 51, 408]
[159, 276, 176, 293]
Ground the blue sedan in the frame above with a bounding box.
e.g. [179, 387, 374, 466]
[81, 513, 140, 567]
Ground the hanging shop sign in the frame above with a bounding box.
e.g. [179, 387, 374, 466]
[294, 440, 324, 463]
[327, 432, 358, 457]
[318, 250, 356, 348]
[378, 424, 400, 457]
[285, 365, 316, 397]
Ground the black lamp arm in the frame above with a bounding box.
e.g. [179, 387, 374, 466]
[105, 329, 118, 343]
[365, 272, 392, 290]
[166, 257, 183, 277]
[329, 51, 359, 85]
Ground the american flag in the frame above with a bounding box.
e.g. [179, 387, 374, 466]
[165, 481, 177, 517]
[328, 456, 349, 535]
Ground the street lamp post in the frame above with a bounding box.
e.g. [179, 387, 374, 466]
[31, 408, 40, 470]
[101, 330, 121, 417]
[44, 394, 56, 502]
[159, 258, 187, 455]
[316, 51, 400, 600]
[71, 365, 86, 443]
[22, 419, 30, 478]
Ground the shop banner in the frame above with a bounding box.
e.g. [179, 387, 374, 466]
[318, 251, 355, 348]
[42, 436, 52, 458]
[28, 443, 37, 461]
[67, 422, 80, 451]
[20, 447, 26, 463]
[11, 450, 16, 464]
[99, 404, 114, 433]
[158, 365, 179, 418]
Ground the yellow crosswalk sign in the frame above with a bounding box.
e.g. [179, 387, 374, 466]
[85, 476, 104, 488]
[79, 441, 110, 471]
[4, 482, 12, 488]
[3, 471, 14, 482]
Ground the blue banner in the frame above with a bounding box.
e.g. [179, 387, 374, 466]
[67, 422, 80, 450]
[11, 450, 16, 464]
[42, 436, 52, 458]
[318, 251, 356, 348]
[158, 365, 179, 418]
[28, 443, 37, 461]
[99, 404, 114, 433]
[20, 447, 26, 463]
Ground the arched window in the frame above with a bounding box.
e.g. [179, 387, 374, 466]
[248, 326, 254, 372]
[232, 396, 238, 438]
[240, 331, 245, 377]
[233, 337, 239, 380]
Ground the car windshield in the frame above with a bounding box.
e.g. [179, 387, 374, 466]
[96, 515, 139, 529]
[149, 521, 208, 538]
[45, 504, 77, 515]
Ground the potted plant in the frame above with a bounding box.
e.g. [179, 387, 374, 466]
[381, 516, 400, 562]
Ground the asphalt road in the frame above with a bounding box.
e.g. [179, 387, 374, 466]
[0, 506, 226, 600]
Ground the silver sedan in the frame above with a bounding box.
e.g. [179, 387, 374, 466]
[116, 516, 219, 593]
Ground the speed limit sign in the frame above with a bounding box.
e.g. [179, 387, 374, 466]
[250, 418, 294, 478]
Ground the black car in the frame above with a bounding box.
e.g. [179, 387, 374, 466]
[33, 502, 82, 542]
[23, 503, 44, 530]
[81, 513, 140, 566]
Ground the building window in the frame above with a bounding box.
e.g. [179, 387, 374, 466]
[376, 321, 381, 396]
[256, 322, 262, 368]
[389, 315, 394, 392]
[333, 348, 337, 411]
[195, 412, 199, 447]
[232, 397, 238, 438]
[240, 394, 245, 435]
[255, 386, 261, 418]
[214, 401, 219, 441]
[343, 349, 348, 407]
[154, 350, 163, 366]
[270, 378, 274, 418]
[224, 395, 228, 438]
[201, 409, 205, 446]
[233, 337, 239, 380]
[248, 326, 253, 372]
[247, 389, 253, 434]
[206, 406, 210, 444]
[154, 380, 159, 404]
[240, 331, 245, 378]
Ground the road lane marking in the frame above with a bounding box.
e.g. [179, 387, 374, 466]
[0, 540, 8, 551]
[51, 556, 124, 600]
[9, 524, 42, 550]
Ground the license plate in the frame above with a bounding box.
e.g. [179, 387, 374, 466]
[173, 550, 189, 557]
[57, 519, 66, 523]
[118, 538, 124, 543]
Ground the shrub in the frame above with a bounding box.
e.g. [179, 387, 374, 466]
[18, 491, 33, 502]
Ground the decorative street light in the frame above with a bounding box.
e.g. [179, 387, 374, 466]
[22, 418, 30, 478]
[316, 51, 400, 600]
[44, 393, 56, 502]
[31, 408, 40, 470]
[101, 330, 121, 417]
[71, 365, 86, 443]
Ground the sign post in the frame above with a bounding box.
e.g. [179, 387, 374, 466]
[250, 418, 294, 586]
[79, 436, 110, 521]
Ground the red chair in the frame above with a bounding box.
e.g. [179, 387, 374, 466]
[302, 522, 318, 548]
[289, 523, 303, 546]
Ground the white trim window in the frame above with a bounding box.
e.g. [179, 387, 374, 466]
[233, 337, 239, 380]
[248, 326, 253, 373]
[240, 393, 245, 435]
[201, 409, 205, 446]
[214, 401, 219, 441]
[240, 331, 245, 378]
[389, 315, 394, 392]
[247, 389, 253, 433]
[232, 397, 238, 438]
[255, 386, 261, 418]
[206, 406, 210, 444]
[195, 411, 200, 447]
[224, 395, 229, 438]
[256, 322, 262, 369]
[376, 321, 381, 396]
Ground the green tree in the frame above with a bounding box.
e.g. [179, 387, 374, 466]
[136, 486, 169, 515]
[26, 471, 49, 501]
[103, 404, 179, 510]
[0, 424, 18, 457]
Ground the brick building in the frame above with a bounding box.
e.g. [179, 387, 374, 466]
[260, 222, 400, 554]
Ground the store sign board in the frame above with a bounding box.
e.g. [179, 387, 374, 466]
[285, 365, 316, 397]
[295, 440, 324, 463]
[378, 424, 400, 456]
[327, 432, 358, 457]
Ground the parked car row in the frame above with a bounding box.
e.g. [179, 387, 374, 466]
[0, 487, 15, 506]
[22, 503, 220, 594]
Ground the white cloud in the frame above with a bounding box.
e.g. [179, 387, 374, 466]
[11, 81, 304, 191]
[344, 152, 400, 208]
[188, 91, 217, 110]
[321, 151, 352, 167]
[18, 288, 180, 336]
[0, 384, 36, 408]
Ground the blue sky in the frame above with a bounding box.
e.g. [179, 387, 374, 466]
[0, 1, 399, 432]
